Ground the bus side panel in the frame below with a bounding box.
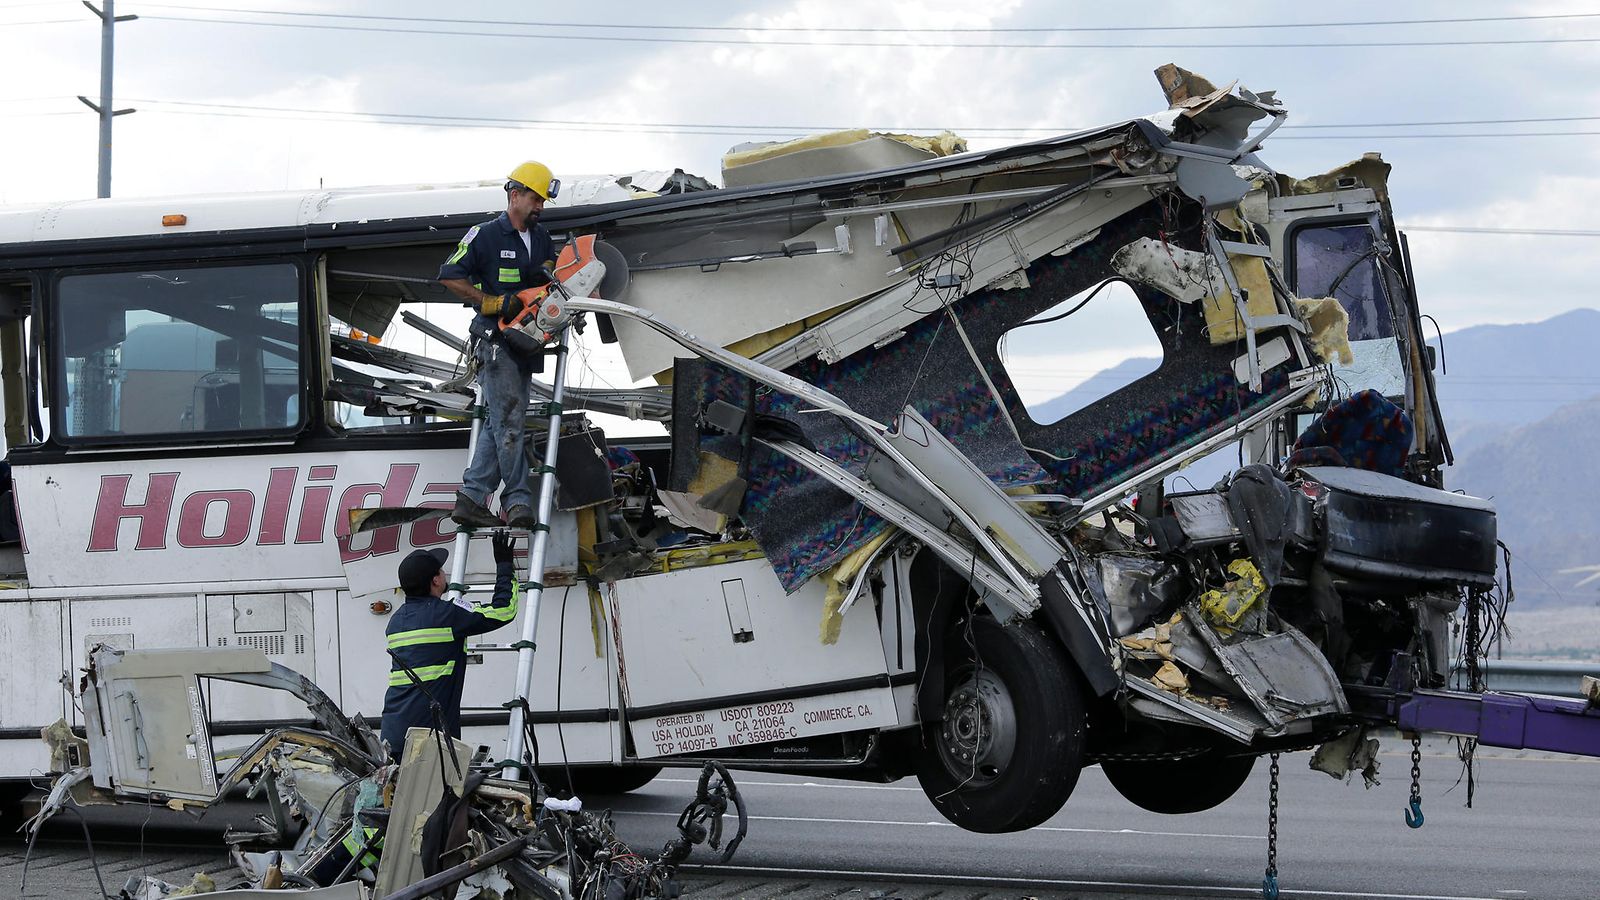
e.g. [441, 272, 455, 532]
[466, 584, 620, 766]
[611, 557, 900, 759]
[203, 591, 319, 729]
[0, 598, 65, 776]
[67, 593, 204, 727]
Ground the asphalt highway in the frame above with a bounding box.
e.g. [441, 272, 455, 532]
[4, 737, 1596, 899]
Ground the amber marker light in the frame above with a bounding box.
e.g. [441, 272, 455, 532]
[161, 214, 188, 227]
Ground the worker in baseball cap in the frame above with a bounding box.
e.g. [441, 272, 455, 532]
[380, 534, 520, 757]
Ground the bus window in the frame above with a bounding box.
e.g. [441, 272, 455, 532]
[55, 263, 302, 439]
[1291, 223, 1395, 341]
[997, 279, 1164, 425]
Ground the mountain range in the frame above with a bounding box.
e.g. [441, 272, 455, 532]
[1026, 308, 1600, 608]
[1432, 308, 1600, 608]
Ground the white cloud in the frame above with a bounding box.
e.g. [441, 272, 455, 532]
[3, 0, 1598, 342]
[1404, 174, 1600, 328]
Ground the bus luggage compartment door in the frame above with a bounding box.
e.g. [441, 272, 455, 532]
[611, 556, 899, 759]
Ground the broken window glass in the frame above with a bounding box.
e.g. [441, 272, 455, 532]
[997, 279, 1164, 424]
[1292, 223, 1395, 342]
[54, 263, 302, 438]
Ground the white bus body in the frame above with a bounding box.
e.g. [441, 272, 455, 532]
[0, 70, 1482, 832]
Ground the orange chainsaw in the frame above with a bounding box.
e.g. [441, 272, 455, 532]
[498, 235, 628, 356]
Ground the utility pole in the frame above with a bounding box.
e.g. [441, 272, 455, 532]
[76, 0, 137, 199]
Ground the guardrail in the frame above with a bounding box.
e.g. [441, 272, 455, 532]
[1451, 659, 1600, 699]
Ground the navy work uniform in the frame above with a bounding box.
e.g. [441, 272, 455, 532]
[438, 210, 557, 345]
[381, 547, 519, 755]
[439, 211, 558, 520]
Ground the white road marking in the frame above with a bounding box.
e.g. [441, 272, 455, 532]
[681, 863, 1520, 900]
[612, 809, 1262, 840]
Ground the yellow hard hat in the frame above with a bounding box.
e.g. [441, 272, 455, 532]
[506, 161, 559, 200]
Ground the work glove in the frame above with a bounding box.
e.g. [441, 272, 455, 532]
[480, 292, 522, 321]
[491, 531, 515, 564]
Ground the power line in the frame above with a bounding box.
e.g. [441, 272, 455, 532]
[1270, 131, 1600, 139]
[128, 109, 1600, 142]
[134, 107, 828, 138]
[128, 5, 1600, 33]
[133, 14, 1600, 48]
[1288, 115, 1600, 128]
[1401, 222, 1600, 235]
[117, 100, 1600, 142]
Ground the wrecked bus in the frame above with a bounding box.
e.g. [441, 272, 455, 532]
[0, 66, 1549, 838]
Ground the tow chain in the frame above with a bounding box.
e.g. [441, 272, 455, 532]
[1262, 752, 1280, 900]
[1405, 735, 1425, 828]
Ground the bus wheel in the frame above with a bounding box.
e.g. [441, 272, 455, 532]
[913, 616, 1087, 833]
[1101, 752, 1256, 814]
[540, 764, 663, 796]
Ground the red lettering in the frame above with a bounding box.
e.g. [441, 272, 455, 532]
[296, 485, 332, 544]
[337, 463, 420, 562]
[257, 467, 297, 545]
[88, 473, 179, 552]
[176, 490, 255, 548]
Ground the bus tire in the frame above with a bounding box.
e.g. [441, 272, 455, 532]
[1101, 752, 1256, 814]
[913, 615, 1087, 833]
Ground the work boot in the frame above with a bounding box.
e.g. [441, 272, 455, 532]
[504, 504, 537, 530]
[451, 491, 501, 529]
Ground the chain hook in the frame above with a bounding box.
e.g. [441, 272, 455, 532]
[1262, 752, 1280, 899]
[1404, 735, 1425, 828]
[1405, 797, 1425, 829]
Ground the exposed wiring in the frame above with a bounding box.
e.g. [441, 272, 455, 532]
[1419, 313, 1446, 374]
[555, 584, 576, 798]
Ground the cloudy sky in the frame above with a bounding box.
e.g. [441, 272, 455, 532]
[3, 0, 1597, 369]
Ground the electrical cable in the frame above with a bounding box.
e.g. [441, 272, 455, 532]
[1400, 225, 1600, 237]
[64, 806, 111, 900]
[127, 6, 1600, 32]
[114, 98, 1600, 134]
[555, 584, 575, 799]
[129, 14, 1600, 48]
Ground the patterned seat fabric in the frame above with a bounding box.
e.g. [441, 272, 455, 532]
[1287, 389, 1413, 476]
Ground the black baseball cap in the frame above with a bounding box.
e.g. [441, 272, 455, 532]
[398, 548, 448, 592]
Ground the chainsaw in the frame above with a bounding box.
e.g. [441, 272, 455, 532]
[498, 235, 628, 356]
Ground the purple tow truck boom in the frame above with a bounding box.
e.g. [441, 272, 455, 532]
[1398, 689, 1600, 756]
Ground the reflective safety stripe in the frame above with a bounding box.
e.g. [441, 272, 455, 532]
[388, 660, 456, 686]
[497, 266, 520, 282]
[386, 627, 455, 649]
[445, 225, 480, 267]
[479, 579, 521, 623]
[341, 825, 382, 869]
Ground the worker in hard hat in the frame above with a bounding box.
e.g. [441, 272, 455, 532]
[438, 161, 561, 528]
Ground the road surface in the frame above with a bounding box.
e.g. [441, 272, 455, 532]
[4, 738, 1596, 898]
